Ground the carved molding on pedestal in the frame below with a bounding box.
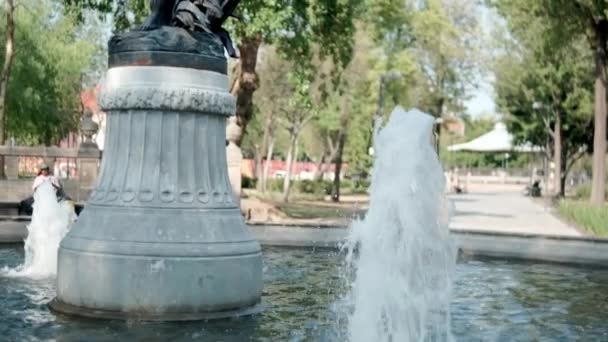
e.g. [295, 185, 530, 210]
[99, 86, 236, 115]
[91, 66, 237, 209]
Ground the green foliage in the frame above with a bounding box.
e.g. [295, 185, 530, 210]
[262, 178, 331, 196]
[575, 185, 592, 200]
[410, 0, 480, 117]
[1, 0, 99, 145]
[241, 176, 258, 189]
[63, 0, 149, 31]
[277, 201, 356, 219]
[493, 0, 594, 177]
[493, 0, 608, 203]
[267, 178, 284, 192]
[295, 179, 332, 195]
[574, 184, 608, 200]
[558, 200, 608, 237]
[61, 0, 486, 181]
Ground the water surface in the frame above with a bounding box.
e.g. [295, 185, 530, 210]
[1, 247, 607, 341]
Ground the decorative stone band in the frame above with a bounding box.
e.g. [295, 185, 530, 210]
[90, 65, 237, 209]
[98, 66, 235, 115]
[99, 86, 236, 115]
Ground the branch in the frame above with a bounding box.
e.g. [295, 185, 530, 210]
[565, 148, 587, 174]
[326, 135, 336, 155]
[542, 116, 556, 139]
[301, 112, 316, 128]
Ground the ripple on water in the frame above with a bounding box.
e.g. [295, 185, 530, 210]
[0, 246, 607, 341]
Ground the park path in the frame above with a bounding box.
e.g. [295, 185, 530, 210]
[449, 191, 582, 237]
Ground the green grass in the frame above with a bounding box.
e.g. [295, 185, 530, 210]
[277, 204, 353, 219]
[558, 200, 608, 237]
[573, 184, 608, 200]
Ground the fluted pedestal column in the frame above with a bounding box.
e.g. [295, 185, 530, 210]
[51, 28, 263, 320]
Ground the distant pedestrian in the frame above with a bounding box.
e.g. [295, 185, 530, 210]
[19, 164, 66, 216]
[32, 164, 60, 193]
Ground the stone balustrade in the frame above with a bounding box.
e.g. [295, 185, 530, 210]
[0, 145, 101, 203]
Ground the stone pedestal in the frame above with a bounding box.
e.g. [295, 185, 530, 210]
[4, 155, 19, 180]
[51, 28, 263, 320]
[226, 117, 243, 202]
[76, 146, 101, 202]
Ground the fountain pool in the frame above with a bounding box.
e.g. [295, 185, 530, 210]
[1, 246, 607, 341]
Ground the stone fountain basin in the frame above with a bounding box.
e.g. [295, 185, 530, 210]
[1, 245, 607, 340]
[3, 217, 608, 267]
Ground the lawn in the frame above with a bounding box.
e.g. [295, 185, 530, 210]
[558, 200, 608, 237]
[276, 203, 363, 220]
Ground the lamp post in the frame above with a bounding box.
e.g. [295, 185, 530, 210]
[372, 71, 402, 154]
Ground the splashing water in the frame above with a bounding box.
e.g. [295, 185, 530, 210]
[4, 181, 75, 279]
[344, 107, 456, 341]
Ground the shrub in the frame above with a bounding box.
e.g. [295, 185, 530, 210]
[574, 184, 591, 199]
[558, 200, 608, 237]
[574, 184, 608, 200]
[241, 177, 257, 189]
[295, 179, 332, 195]
[340, 179, 353, 191]
[268, 179, 284, 192]
[322, 180, 334, 194]
[352, 179, 371, 193]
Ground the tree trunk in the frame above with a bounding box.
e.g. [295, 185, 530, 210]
[331, 134, 347, 202]
[553, 111, 563, 197]
[434, 98, 444, 153]
[313, 153, 327, 181]
[262, 138, 274, 192]
[282, 134, 298, 202]
[331, 96, 350, 202]
[254, 143, 263, 189]
[559, 150, 567, 197]
[230, 35, 262, 146]
[256, 112, 274, 191]
[315, 136, 339, 181]
[591, 38, 607, 205]
[0, 0, 16, 179]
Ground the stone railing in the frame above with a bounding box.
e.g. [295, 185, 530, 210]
[0, 145, 101, 203]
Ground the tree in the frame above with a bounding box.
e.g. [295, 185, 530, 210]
[492, 7, 594, 196]
[279, 73, 317, 202]
[492, 0, 607, 204]
[63, 0, 148, 32]
[68, 0, 362, 145]
[411, 0, 480, 124]
[243, 47, 291, 192]
[0, 0, 16, 177]
[230, 0, 363, 145]
[0, 1, 98, 145]
[495, 54, 593, 196]
[324, 27, 374, 202]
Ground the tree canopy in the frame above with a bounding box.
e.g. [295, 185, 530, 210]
[492, 0, 608, 203]
[0, 0, 98, 145]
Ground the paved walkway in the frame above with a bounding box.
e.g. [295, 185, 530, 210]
[0, 190, 584, 244]
[449, 191, 582, 237]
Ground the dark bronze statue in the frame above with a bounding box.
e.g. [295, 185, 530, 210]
[140, 0, 241, 57]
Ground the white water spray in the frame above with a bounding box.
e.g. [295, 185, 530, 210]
[4, 181, 75, 279]
[345, 107, 455, 341]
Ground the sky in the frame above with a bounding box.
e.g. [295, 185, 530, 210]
[465, 81, 496, 117]
[463, 4, 500, 118]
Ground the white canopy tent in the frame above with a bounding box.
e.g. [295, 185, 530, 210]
[447, 122, 540, 153]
